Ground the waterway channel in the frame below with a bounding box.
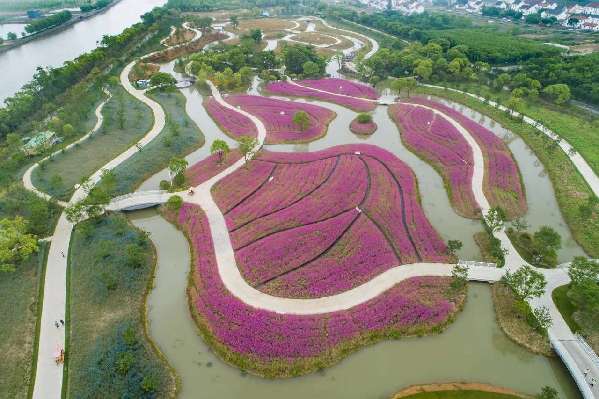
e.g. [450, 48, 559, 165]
[130, 208, 580, 399]
[0, 0, 166, 103]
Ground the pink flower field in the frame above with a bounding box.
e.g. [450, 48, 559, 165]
[350, 118, 377, 135]
[204, 97, 257, 139]
[389, 103, 478, 218]
[185, 149, 242, 187]
[405, 97, 526, 219]
[206, 95, 335, 144]
[296, 78, 379, 100]
[165, 203, 464, 377]
[209, 144, 449, 299]
[265, 81, 376, 112]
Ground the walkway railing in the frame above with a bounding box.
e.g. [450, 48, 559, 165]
[551, 335, 596, 399]
[577, 334, 599, 368]
[110, 189, 167, 204]
[458, 260, 498, 268]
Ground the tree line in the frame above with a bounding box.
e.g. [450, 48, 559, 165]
[25, 10, 73, 35]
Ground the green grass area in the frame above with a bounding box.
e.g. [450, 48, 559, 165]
[0, 243, 48, 399]
[399, 390, 521, 399]
[110, 89, 204, 196]
[65, 214, 175, 398]
[552, 284, 581, 333]
[32, 83, 153, 201]
[449, 82, 599, 176]
[428, 28, 561, 64]
[416, 85, 599, 258]
[0, 185, 62, 236]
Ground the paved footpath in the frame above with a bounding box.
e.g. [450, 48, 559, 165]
[24, 20, 599, 398]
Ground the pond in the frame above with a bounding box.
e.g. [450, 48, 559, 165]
[130, 208, 580, 399]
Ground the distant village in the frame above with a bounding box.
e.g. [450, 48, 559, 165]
[358, 0, 599, 31]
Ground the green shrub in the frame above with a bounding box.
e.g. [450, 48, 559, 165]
[166, 195, 183, 211]
[356, 113, 372, 123]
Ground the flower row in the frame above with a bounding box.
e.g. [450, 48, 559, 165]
[350, 118, 377, 135]
[406, 97, 527, 219]
[265, 81, 376, 112]
[296, 78, 379, 100]
[389, 103, 478, 218]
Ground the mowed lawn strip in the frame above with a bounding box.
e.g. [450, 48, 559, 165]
[416, 86, 599, 258]
[65, 214, 175, 398]
[32, 83, 153, 201]
[0, 244, 48, 399]
[110, 89, 204, 196]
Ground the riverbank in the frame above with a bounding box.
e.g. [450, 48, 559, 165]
[0, 0, 123, 55]
[391, 382, 529, 398]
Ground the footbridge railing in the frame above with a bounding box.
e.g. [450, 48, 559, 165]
[107, 190, 170, 211]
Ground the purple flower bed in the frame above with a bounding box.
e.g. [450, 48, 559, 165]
[265, 81, 376, 112]
[406, 97, 526, 218]
[296, 78, 379, 100]
[211, 144, 449, 299]
[166, 203, 462, 375]
[204, 97, 257, 140]
[223, 95, 335, 144]
[263, 214, 399, 298]
[185, 150, 243, 187]
[389, 103, 478, 218]
[350, 118, 377, 135]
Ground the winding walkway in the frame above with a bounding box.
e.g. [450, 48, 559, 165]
[24, 18, 599, 398]
[30, 50, 167, 399]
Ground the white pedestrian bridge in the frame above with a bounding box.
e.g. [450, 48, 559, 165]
[106, 190, 171, 211]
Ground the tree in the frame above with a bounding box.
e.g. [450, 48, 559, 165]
[503, 265, 547, 301]
[414, 58, 433, 80]
[532, 305, 552, 332]
[230, 15, 239, 30]
[125, 244, 145, 268]
[7, 32, 17, 41]
[238, 136, 258, 165]
[391, 77, 416, 98]
[543, 84, 570, 104]
[196, 16, 213, 33]
[62, 123, 74, 136]
[168, 157, 188, 184]
[506, 96, 524, 116]
[293, 111, 310, 131]
[0, 217, 38, 272]
[446, 239, 463, 255]
[451, 263, 468, 290]
[533, 226, 561, 253]
[249, 28, 262, 43]
[485, 207, 505, 232]
[512, 218, 529, 233]
[149, 72, 176, 89]
[536, 386, 558, 399]
[210, 139, 230, 163]
[568, 257, 599, 286]
[302, 61, 321, 78]
[356, 113, 372, 123]
[166, 195, 183, 211]
[282, 44, 326, 76]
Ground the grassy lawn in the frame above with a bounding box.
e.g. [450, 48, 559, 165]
[552, 284, 580, 333]
[65, 214, 175, 398]
[0, 185, 62, 236]
[491, 283, 552, 356]
[32, 83, 153, 202]
[416, 86, 599, 258]
[397, 390, 522, 399]
[110, 89, 204, 196]
[448, 82, 599, 176]
[0, 244, 48, 399]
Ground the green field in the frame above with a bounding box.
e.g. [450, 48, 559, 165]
[110, 89, 204, 196]
[32, 84, 153, 201]
[0, 244, 47, 399]
[65, 214, 175, 398]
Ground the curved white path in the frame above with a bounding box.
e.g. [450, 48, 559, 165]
[22, 88, 112, 207]
[31, 57, 169, 399]
[422, 84, 599, 197]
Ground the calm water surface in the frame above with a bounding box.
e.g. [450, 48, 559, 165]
[130, 209, 580, 399]
[0, 0, 166, 103]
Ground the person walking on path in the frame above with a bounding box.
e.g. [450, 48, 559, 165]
[54, 321, 59, 328]
[585, 368, 590, 376]
[60, 251, 65, 258]
[60, 319, 64, 326]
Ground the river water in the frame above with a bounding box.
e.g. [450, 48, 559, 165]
[0, 0, 166, 103]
